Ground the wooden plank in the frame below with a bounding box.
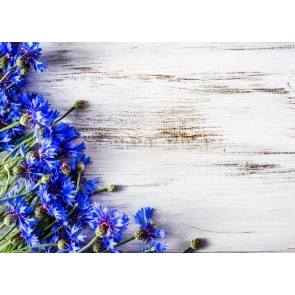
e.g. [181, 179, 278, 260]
[2, 43, 295, 252]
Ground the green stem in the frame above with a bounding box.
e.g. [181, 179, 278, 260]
[30, 243, 57, 249]
[53, 106, 75, 124]
[0, 156, 25, 167]
[0, 225, 15, 242]
[0, 181, 41, 201]
[102, 236, 136, 253]
[94, 188, 108, 193]
[0, 65, 18, 83]
[78, 236, 98, 253]
[2, 136, 32, 163]
[0, 229, 20, 247]
[183, 247, 192, 253]
[0, 223, 5, 230]
[42, 226, 62, 241]
[0, 121, 20, 133]
[6, 82, 15, 90]
[74, 171, 82, 197]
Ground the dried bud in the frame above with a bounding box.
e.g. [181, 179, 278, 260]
[76, 161, 85, 172]
[34, 205, 47, 218]
[20, 113, 31, 126]
[11, 234, 23, 245]
[16, 56, 26, 67]
[61, 163, 71, 176]
[4, 215, 14, 226]
[12, 164, 25, 176]
[134, 229, 149, 241]
[3, 163, 10, 173]
[20, 64, 30, 75]
[93, 243, 103, 253]
[74, 100, 85, 109]
[40, 174, 52, 184]
[190, 238, 201, 250]
[57, 239, 67, 250]
[95, 224, 109, 238]
[108, 184, 118, 192]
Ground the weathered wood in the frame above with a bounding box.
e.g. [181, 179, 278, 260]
[3, 42, 295, 252]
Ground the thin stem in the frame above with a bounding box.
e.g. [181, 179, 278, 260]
[0, 182, 40, 201]
[0, 225, 15, 242]
[183, 247, 192, 253]
[74, 171, 82, 197]
[0, 229, 20, 247]
[102, 236, 136, 253]
[0, 223, 5, 230]
[0, 121, 20, 133]
[77, 236, 98, 253]
[53, 106, 75, 124]
[29, 243, 57, 249]
[3, 168, 10, 195]
[6, 82, 15, 90]
[0, 65, 18, 83]
[0, 156, 25, 167]
[93, 188, 108, 194]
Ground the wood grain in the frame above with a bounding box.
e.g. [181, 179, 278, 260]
[3, 43, 295, 252]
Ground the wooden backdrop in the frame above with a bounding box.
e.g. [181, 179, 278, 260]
[22, 43, 295, 252]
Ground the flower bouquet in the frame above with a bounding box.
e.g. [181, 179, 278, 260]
[0, 42, 200, 253]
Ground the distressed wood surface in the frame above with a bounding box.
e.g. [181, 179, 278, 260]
[8, 42, 295, 252]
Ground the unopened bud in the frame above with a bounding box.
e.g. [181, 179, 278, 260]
[20, 64, 30, 75]
[34, 205, 47, 218]
[134, 229, 149, 241]
[0, 56, 8, 69]
[108, 184, 118, 192]
[74, 100, 85, 109]
[57, 239, 67, 250]
[76, 161, 85, 172]
[16, 56, 27, 67]
[61, 163, 71, 176]
[93, 243, 103, 253]
[12, 164, 25, 176]
[190, 238, 201, 250]
[11, 234, 23, 245]
[40, 174, 52, 184]
[95, 224, 109, 237]
[20, 113, 31, 126]
[4, 215, 14, 226]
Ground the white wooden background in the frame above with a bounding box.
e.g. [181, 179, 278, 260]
[20, 43, 295, 252]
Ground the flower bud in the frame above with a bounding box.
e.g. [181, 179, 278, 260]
[74, 100, 85, 109]
[57, 239, 67, 250]
[134, 229, 149, 241]
[12, 164, 25, 176]
[20, 113, 31, 126]
[40, 174, 52, 184]
[3, 215, 14, 226]
[37, 126, 44, 137]
[16, 56, 27, 67]
[0, 56, 8, 69]
[95, 224, 109, 237]
[107, 184, 118, 192]
[61, 163, 71, 176]
[34, 205, 47, 218]
[76, 161, 85, 172]
[11, 234, 23, 245]
[93, 243, 103, 253]
[190, 238, 201, 250]
[20, 64, 30, 75]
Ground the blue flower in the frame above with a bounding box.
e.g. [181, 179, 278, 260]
[21, 227, 40, 247]
[17, 42, 48, 72]
[90, 203, 129, 237]
[133, 207, 167, 253]
[3, 195, 38, 232]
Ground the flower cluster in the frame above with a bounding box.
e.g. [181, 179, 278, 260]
[0, 42, 170, 253]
